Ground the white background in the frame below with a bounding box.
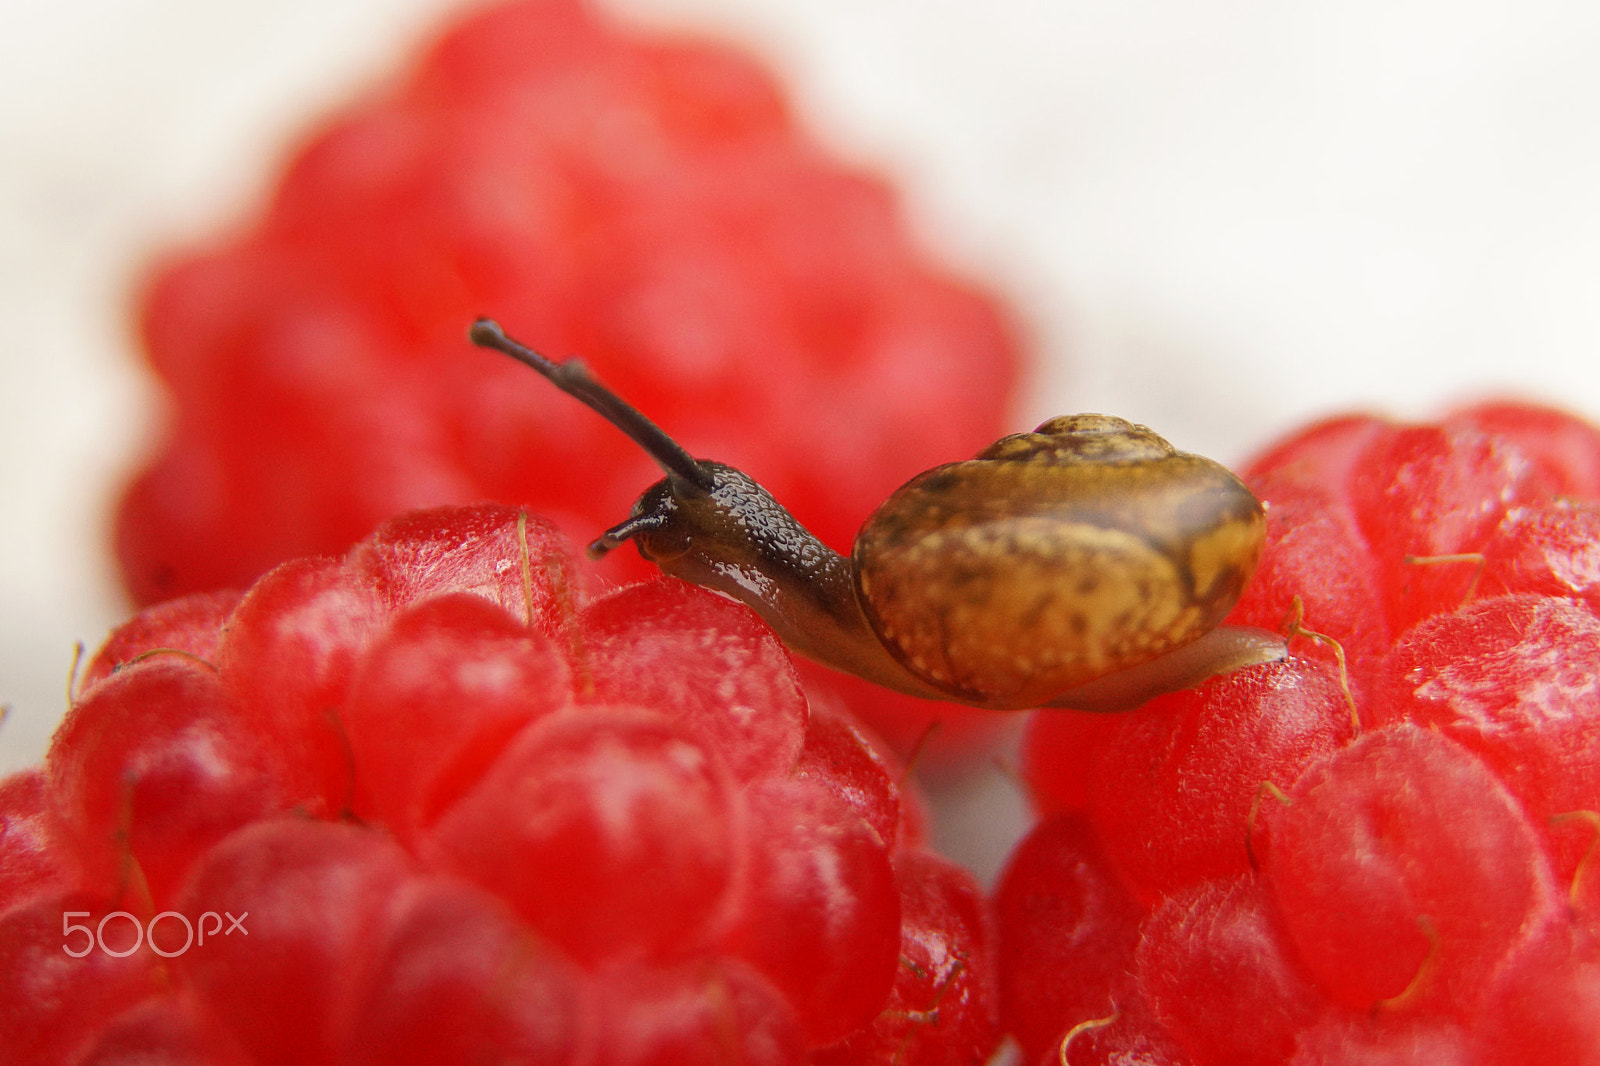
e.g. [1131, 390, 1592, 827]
[4, 0, 1600, 882]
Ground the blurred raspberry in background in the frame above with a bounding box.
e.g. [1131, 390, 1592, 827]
[117, 0, 1023, 758]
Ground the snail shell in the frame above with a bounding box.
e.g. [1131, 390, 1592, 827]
[853, 414, 1266, 708]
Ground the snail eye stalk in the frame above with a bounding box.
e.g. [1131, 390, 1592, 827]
[469, 318, 715, 492]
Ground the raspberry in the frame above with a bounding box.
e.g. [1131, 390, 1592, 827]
[1135, 873, 1319, 1066]
[5, 503, 999, 1064]
[70, 995, 253, 1066]
[812, 849, 998, 1066]
[0, 770, 80, 913]
[1000, 402, 1600, 1065]
[118, 0, 1021, 761]
[992, 813, 1147, 1062]
[425, 708, 740, 966]
[73, 589, 243, 696]
[48, 658, 298, 906]
[0, 890, 161, 1065]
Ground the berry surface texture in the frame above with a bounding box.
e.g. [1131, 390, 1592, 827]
[1004, 401, 1600, 1066]
[1, 504, 1001, 1064]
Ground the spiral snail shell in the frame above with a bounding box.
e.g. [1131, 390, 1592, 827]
[471, 319, 1285, 711]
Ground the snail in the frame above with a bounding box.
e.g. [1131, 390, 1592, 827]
[470, 319, 1285, 711]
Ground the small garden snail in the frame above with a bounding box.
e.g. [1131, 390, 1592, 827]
[470, 319, 1285, 711]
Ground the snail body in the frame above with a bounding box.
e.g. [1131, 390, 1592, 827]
[471, 319, 1284, 711]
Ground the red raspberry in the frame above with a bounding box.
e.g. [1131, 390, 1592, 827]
[0, 770, 80, 912]
[117, 0, 1021, 761]
[1000, 402, 1600, 1065]
[0, 890, 163, 1066]
[3, 503, 999, 1064]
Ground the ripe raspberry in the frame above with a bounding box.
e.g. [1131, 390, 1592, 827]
[117, 0, 1021, 760]
[3, 503, 999, 1064]
[1001, 402, 1600, 1065]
